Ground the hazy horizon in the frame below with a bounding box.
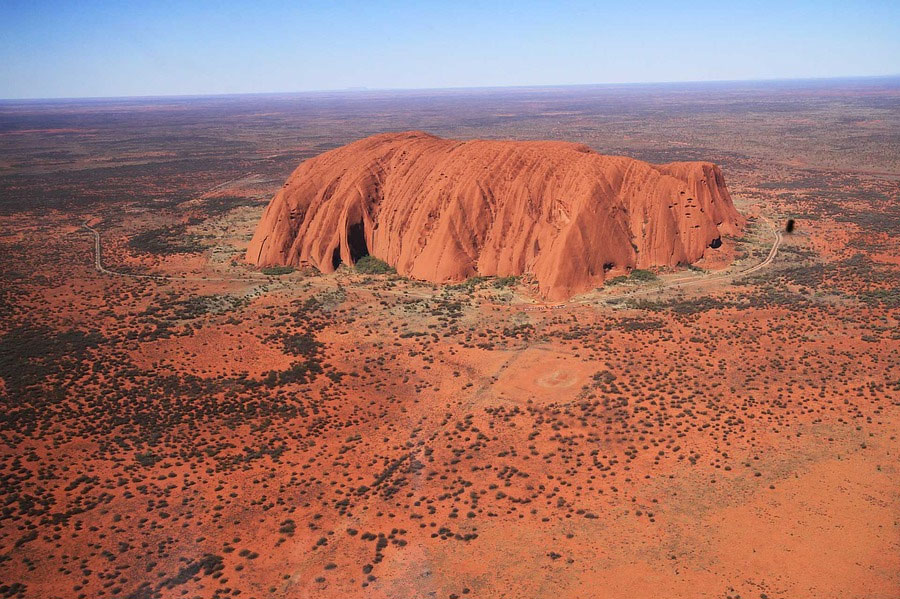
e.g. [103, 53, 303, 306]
[2, 0, 899, 100]
[2, 73, 899, 103]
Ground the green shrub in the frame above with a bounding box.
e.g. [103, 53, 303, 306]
[449, 276, 488, 292]
[354, 256, 395, 274]
[630, 269, 658, 281]
[278, 520, 296, 535]
[261, 265, 295, 276]
[607, 269, 658, 286]
[135, 452, 159, 467]
[493, 276, 520, 288]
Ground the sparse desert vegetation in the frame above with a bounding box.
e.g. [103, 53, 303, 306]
[0, 80, 899, 599]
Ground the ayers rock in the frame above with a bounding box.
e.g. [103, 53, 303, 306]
[247, 131, 745, 300]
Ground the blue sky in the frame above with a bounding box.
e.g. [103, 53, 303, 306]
[1, 0, 898, 99]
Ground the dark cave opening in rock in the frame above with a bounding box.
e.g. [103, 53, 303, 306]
[709, 236, 722, 249]
[347, 221, 369, 263]
[330, 222, 370, 270]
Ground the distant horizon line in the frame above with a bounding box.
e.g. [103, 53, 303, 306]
[2, 73, 898, 103]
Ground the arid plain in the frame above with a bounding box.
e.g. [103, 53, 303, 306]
[1, 79, 899, 599]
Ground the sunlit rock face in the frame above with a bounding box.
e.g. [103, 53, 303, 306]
[247, 131, 745, 300]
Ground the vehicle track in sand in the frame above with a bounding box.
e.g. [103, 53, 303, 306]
[81, 217, 782, 310]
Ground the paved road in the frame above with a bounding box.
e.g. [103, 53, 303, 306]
[83, 217, 783, 309]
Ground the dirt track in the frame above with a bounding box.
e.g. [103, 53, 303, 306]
[82, 218, 783, 310]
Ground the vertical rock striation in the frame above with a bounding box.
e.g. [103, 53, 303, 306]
[247, 131, 745, 300]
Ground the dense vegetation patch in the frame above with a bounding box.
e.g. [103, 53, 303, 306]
[198, 195, 265, 216]
[129, 225, 209, 255]
[354, 256, 396, 275]
[261, 265, 295, 276]
[0, 324, 104, 433]
[607, 269, 658, 286]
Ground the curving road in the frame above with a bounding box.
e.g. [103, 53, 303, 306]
[83, 217, 783, 309]
[560, 217, 784, 309]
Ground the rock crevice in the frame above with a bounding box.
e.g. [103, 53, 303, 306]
[247, 131, 745, 300]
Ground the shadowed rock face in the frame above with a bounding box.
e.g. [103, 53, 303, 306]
[247, 131, 745, 300]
